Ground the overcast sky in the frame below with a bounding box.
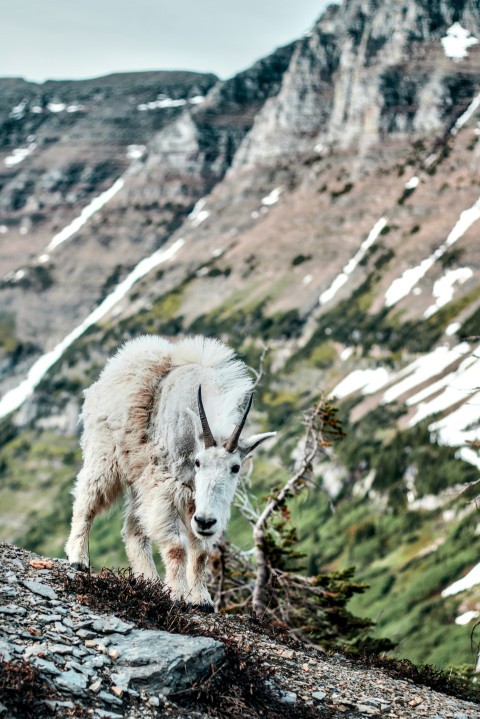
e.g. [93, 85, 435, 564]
[1, 1, 333, 83]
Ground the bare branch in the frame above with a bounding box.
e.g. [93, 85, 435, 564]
[252, 396, 331, 615]
[248, 343, 269, 390]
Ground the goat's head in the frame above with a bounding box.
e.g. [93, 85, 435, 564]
[189, 385, 275, 541]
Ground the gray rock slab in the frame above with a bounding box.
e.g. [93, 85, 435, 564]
[21, 580, 58, 600]
[37, 614, 63, 623]
[0, 603, 26, 615]
[108, 629, 224, 695]
[54, 668, 88, 694]
[30, 656, 61, 676]
[98, 690, 122, 706]
[91, 616, 133, 635]
[0, 586, 17, 598]
[76, 628, 97, 639]
[48, 642, 73, 655]
[44, 700, 75, 711]
[24, 643, 49, 658]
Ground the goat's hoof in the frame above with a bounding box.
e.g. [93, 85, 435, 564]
[191, 602, 214, 614]
[70, 562, 89, 572]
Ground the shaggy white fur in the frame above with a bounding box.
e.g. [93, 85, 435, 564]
[65, 334, 275, 610]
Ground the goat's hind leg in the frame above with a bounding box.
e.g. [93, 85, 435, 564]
[122, 491, 158, 580]
[66, 461, 120, 570]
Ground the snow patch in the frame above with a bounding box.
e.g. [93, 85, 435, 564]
[442, 561, 480, 597]
[452, 90, 480, 135]
[126, 144, 146, 160]
[429, 386, 480, 464]
[189, 198, 210, 227]
[66, 104, 84, 113]
[0, 239, 185, 419]
[409, 355, 480, 428]
[332, 367, 390, 399]
[405, 176, 419, 190]
[137, 95, 189, 111]
[261, 187, 283, 206]
[47, 101, 66, 113]
[406, 349, 477, 407]
[423, 267, 473, 318]
[445, 321, 461, 336]
[4, 142, 36, 167]
[383, 343, 471, 403]
[302, 274, 313, 286]
[456, 446, 480, 468]
[455, 610, 480, 625]
[441, 23, 478, 61]
[385, 197, 480, 307]
[9, 100, 27, 120]
[47, 177, 124, 252]
[319, 217, 388, 305]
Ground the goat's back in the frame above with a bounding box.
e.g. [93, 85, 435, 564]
[82, 334, 252, 445]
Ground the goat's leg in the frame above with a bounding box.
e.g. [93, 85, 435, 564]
[160, 538, 189, 602]
[186, 540, 213, 612]
[122, 493, 158, 580]
[65, 461, 120, 570]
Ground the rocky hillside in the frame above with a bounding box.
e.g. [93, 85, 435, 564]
[1, 0, 480, 672]
[1, 543, 479, 719]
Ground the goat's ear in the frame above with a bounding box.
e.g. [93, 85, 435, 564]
[239, 432, 276, 458]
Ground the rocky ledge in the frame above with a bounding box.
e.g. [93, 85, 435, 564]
[0, 543, 479, 719]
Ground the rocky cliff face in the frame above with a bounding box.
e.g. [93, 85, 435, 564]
[1, 0, 480, 672]
[0, 47, 294, 388]
[233, 0, 480, 166]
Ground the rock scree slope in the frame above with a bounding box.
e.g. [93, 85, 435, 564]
[1, 543, 480, 718]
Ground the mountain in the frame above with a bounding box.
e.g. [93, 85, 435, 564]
[1, 0, 480, 671]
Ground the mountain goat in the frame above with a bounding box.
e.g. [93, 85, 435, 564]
[66, 335, 275, 611]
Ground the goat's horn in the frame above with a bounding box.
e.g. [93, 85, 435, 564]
[225, 394, 253, 453]
[197, 385, 217, 449]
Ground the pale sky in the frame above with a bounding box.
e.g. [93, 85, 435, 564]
[1, 1, 334, 83]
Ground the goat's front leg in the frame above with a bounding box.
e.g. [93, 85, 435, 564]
[186, 539, 213, 612]
[160, 538, 189, 602]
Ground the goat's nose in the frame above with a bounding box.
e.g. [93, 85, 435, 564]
[194, 515, 217, 531]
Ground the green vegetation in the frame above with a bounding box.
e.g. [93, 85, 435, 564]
[459, 303, 480, 340]
[293, 273, 480, 361]
[291, 254, 312, 266]
[0, 313, 38, 363]
[190, 302, 304, 348]
[331, 182, 354, 199]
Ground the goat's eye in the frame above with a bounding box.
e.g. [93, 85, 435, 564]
[231, 464, 240, 474]
[195, 459, 201, 468]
